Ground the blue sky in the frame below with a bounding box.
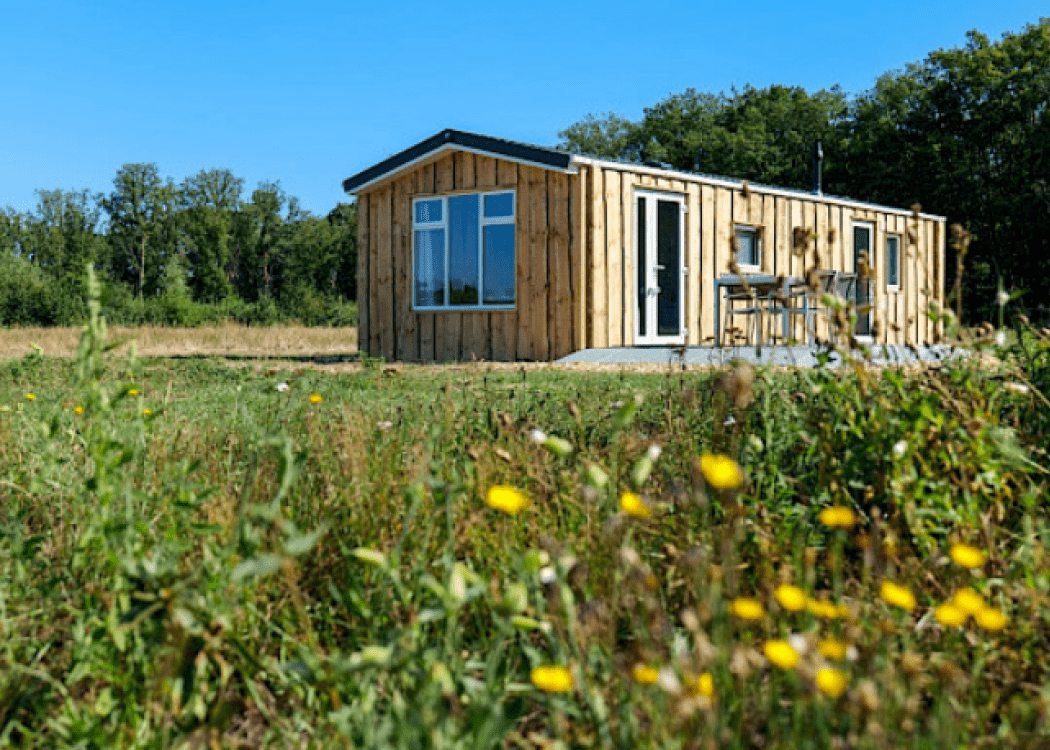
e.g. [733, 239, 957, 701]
[2, 1, 1046, 219]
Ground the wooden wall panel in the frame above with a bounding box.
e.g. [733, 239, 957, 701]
[368, 190, 381, 357]
[356, 195, 370, 357]
[700, 186, 716, 343]
[761, 194, 776, 276]
[434, 156, 456, 361]
[393, 174, 416, 361]
[514, 166, 534, 360]
[872, 213, 886, 346]
[604, 169, 623, 347]
[528, 167, 550, 361]
[550, 172, 572, 359]
[715, 188, 733, 277]
[571, 168, 586, 352]
[621, 175, 635, 346]
[589, 167, 607, 348]
[375, 187, 394, 361]
[686, 183, 701, 345]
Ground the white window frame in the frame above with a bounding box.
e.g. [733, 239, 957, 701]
[886, 233, 901, 291]
[411, 190, 516, 311]
[733, 225, 761, 272]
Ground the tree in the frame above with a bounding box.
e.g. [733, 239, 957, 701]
[103, 163, 178, 298]
[178, 169, 244, 302]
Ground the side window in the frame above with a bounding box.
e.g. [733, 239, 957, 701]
[734, 226, 760, 269]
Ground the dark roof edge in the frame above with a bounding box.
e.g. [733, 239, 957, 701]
[342, 129, 572, 194]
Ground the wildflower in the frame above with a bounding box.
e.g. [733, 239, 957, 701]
[1004, 382, 1030, 395]
[632, 664, 659, 684]
[696, 671, 715, 699]
[788, 633, 809, 655]
[309, 393, 323, 404]
[620, 491, 652, 519]
[699, 453, 744, 491]
[73, 405, 84, 415]
[998, 290, 1010, 306]
[377, 420, 393, 431]
[485, 485, 528, 515]
[730, 597, 765, 621]
[276, 382, 289, 392]
[531, 665, 573, 693]
[763, 639, 800, 670]
[892, 440, 907, 458]
[25, 393, 36, 401]
[816, 667, 849, 698]
[952, 587, 985, 615]
[818, 506, 856, 529]
[143, 408, 152, 416]
[807, 599, 840, 619]
[934, 603, 968, 628]
[974, 607, 1007, 632]
[656, 667, 682, 694]
[128, 388, 139, 396]
[949, 543, 987, 570]
[818, 638, 849, 661]
[775, 584, 808, 612]
[530, 429, 547, 444]
[647, 444, 662, 461]
[995, 330, 1006, 347]
[879, 581, 917, 612]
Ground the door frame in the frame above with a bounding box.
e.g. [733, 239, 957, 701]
[634, 190, 687, 346]
[852, 221, 875, 340]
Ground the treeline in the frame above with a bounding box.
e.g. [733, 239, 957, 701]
[0, 165, 357, 327]
[560, 20, 1050, 324]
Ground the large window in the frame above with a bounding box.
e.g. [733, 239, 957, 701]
[886, 234, 900, 289]
[734, 225, 761, 270]
[412, 190, 515, 309]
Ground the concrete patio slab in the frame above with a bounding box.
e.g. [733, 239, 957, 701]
[556, 345, 968, 368]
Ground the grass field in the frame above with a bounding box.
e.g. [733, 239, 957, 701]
[2, 304, 1049, 748]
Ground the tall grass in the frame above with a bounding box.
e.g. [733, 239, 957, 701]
[1, 274, 1048, 748]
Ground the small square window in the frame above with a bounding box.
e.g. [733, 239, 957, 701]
[735, 226, 760, 269]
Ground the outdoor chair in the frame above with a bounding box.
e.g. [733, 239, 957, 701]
[765, 270, 836, 344]
[825, 272, 857, 343]
[722, 283, 766, 345]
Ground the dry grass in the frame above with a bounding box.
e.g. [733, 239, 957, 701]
[0, 324, 358, 360]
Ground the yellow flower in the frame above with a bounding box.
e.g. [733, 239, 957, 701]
[620, 491, 652, 519]
[974, 607, 1007, 632]
[699, 453, 744, 491]
[952, 587, 985, 615]
[309, 393, 323, 404]
[818, 638, 849, 661]
[632, 664, 660, 684]
[485, 485, 528, 515]
[531, 665, 573, 693]
[143, 408, 152, 416]
[128, 388, 139, 396]
[879, 581, 917, 612]
[25, 393, 36, 401]
[815, 667, 849, 698]
[818, 506, 856, 529]
[949, 543, 987, 569]
[730, 597, 765, 621]
[697, 672, 715, 699]
[73, 405, 84, 415]
[775, 584, 808, 612]
[934, 603, 968, 628]
[763, 639, 800, 670]
[806, 599, 840, 619]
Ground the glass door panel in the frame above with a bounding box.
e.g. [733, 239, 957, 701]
[635, 191, 685, 345]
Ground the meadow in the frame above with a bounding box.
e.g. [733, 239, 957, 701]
[1, 291, 1049, 748]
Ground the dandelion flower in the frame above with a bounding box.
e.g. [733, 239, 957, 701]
[816, 667, 849, 698]
[699, 453, 744, 491]
[775, 584, 808, 612]
[143, 408, 152, 416]
[632, 664, 660, 685]
[730, 597, 765, 621]
[128, 388, 139, 396]
[25, 393, 36, 401]
[531, 665, 573, 693]
[952, 587, 985, 615]
[818, 506, 856, 529]
[818, 638, 849, 661]
[934, 603, 968, 628]
[309, 393, 323, 404]
[620, 491, 652, 519]
[73, 405, 84, 415]
[949, 543, 987, 570]
[763, 639, 800, 670]
[879, 581, 917, 612]
[975, 607, 1007, 632]
[485, 485, 528, 515]
[696, 672, 715, 699]
[807, 599, 840, 619]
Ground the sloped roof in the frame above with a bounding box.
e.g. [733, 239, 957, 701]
[341, 129, 573, 194]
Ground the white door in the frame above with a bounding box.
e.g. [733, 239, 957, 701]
[635, 191, 686, 346]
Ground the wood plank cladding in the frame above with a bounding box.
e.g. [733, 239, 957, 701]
[355, 149, 946, 361]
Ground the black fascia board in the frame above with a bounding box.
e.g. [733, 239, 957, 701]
[342, 129, 572, 193]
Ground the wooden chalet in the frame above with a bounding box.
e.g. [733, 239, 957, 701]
[343, 129, 946, 362]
